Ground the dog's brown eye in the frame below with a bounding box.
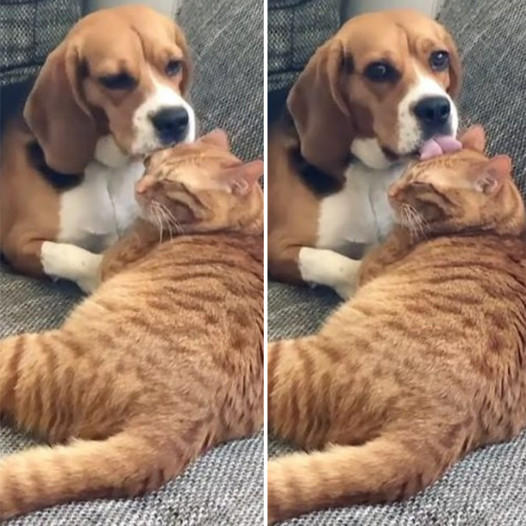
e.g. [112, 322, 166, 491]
[99, 72, 136, 90]
[364, 61, 399, 82]
[166, 60, 183, 77]
[430, 50, 449, 71]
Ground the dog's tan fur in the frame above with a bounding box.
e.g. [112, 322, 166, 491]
[268, 9, 461, 284]
[0, 5, 192, 277]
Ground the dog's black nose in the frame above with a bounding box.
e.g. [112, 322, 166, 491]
[151, 107, 189, 143]
[413, 96, 451, 130]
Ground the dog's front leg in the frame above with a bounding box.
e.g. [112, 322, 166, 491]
[298, 247, 362, 300]
[40, 242, 102, 294]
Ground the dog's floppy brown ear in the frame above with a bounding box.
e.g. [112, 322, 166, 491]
[287, 38, 353, 179]
[23, 40, 98, 174]
[175, 27, 193, 97]
[443, 30, 462, 99]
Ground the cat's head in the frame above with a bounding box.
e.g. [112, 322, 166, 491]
[135, 129, 263, 235]
[388, 125, 526, 239]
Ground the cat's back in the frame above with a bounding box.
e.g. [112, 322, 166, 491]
[106, 231, 260, 288]
[346, 234, 526, 345]
[68, 232, 263, 365]
[330, 234, 526, 354]
[149, 232, 264, 296]
[357, 234, 526, 302]
[327, 233, 526, 440]
[381, 234, 526, 345]
[300, 233, 526, 447]
[61, 231, 263, 424]
[396, 234, 526, 295]
[107, 232, 263, 324]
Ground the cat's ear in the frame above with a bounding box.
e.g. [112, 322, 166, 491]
[144, 147, 172, 170]
[217, 160, 263, 195]
[199, 129, 230, 151]
[459, 125, 486, 153]
[474, 155, 512, 194]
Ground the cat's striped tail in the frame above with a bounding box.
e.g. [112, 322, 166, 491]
[0, 431, 176, 519]
[268, 433, 454, 524]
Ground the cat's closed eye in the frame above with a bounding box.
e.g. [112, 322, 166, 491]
[410, 181, 433, 190]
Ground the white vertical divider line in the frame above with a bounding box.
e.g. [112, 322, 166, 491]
[263, 0, 269, 522]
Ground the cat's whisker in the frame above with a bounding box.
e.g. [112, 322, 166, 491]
[400, 204, 428, 241]
[157, 203, 178, 228]
[157, 202, 183, 235]
[154, 203, 174, 240]
[409, 212, 426, 241]
[150, 201, 164, 243]
[156, 204, 175, 240]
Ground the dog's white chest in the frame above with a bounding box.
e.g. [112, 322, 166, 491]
[57, 160, 144, 252]
[316, 162, 406, 254]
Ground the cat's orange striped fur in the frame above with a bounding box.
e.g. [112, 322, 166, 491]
[0, 130, 264, 518]
[268, 125, 526, 523]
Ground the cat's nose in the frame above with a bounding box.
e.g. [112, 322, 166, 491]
[136, 176, 156, 195]
[151, 107, 189, 144]
[388, 184, 401, 199]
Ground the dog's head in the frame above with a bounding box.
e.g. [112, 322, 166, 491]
[24, 5, 195, 173]
[288, 9, 461, 176]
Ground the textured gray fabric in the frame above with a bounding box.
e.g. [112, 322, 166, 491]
[438, 0, 526, 196]
[0, 0, 263, 524]
[268, 0, 341, 92]
[178, 0, 263, 161]
[269, 429, 526, 526]
[268, 281, 339, 341]
[0, 0, 82, 86]
[269, 0, 526, 524]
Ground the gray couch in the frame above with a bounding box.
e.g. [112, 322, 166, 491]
[0, 0, 263, 524]
[269, 0, 526, 524]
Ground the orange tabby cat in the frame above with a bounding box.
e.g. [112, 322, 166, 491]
[268, 125, 526, 523]
[0, 130, 263, 519]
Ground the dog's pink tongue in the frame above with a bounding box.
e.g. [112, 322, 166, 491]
[419, 135, 462, 160]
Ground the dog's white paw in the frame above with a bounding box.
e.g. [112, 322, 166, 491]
[76, 271, 101, 294]
[41, 242, 103, 294]
[334, 278, 358, 301]
[299, 247, 361, 299]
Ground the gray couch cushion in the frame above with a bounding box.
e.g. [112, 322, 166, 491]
[0, 0, 82, 86]
[269, 0, 526, 523]
[0, 0, 263, 524]
[268, 0, 341, 92]
[438, 0, 526, 196]
[180, 0, 263, 161]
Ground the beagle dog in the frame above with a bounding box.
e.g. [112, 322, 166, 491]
[0, 5, 195, 291]
[268, 9, 461, 298]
